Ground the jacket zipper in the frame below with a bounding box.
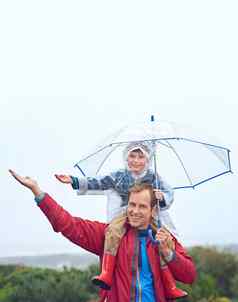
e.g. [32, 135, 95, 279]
[137, 268, 142, 302]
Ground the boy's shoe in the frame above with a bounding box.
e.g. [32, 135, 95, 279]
[161, 265, 188, 300]
[91, 253, 116, 290]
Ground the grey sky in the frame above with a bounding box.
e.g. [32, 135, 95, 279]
[0, 1, 238, 257]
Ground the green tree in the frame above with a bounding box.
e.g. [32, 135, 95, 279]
[189, 246, 238, 298]
[0, 265, 99, 302]
[230, 273, 238, 298]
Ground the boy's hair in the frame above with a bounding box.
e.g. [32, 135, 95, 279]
[128, 183, 157, 208]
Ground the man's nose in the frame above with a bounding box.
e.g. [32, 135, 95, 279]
[133, 206, 140, 214]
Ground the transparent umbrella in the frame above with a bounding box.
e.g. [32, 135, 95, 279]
[74, 116, 232, 190]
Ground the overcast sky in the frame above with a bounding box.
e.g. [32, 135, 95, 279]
[0, 0, 238, 257]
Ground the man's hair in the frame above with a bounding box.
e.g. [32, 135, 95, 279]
[128, 183, 157, 208]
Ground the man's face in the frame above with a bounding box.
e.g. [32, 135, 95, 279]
[127, 150, 148, 174]
[127, 189, 154, 230]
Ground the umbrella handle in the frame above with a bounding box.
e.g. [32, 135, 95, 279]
[148, 229, 160, 245]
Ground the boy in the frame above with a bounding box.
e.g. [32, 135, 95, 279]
[55, 142, 187, 299]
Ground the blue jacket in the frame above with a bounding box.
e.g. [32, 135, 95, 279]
[71, 169, 174, 210]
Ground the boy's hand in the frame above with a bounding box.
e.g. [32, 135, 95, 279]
[55, 174, 73, 184]
[154, 189, 164, 201]
[9, 169, 43, 197]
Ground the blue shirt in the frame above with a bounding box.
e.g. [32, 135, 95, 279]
[136, 229, 156, 302]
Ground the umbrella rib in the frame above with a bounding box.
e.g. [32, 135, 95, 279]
[228, 149, 232, 172]
[165, 140, 194, 187]
[179, 137, 230, 151]
[202, 144, 229, 167]
[95, 144, 120, 175]
[74, 145, 111, 166]
[158, 140, 173, 149]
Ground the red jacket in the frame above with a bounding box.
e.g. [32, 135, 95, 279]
[39, 194, 196, 302]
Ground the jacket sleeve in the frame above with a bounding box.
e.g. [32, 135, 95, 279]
[71, 173, 117, 195]
[167, 240, 197, 284]
[157, 175, 174, 210]
[38, 193, 106, 256]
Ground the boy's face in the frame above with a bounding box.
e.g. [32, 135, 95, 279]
[127, 150, 148, 174]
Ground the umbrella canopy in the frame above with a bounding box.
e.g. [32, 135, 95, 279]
[74, 116, 232, 189]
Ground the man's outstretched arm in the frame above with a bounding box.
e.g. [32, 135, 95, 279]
[9, 170, 106, 256]
[9, 169, 43, 197]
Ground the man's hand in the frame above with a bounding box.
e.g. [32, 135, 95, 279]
[154, 189, 164, 201]
[55, 174, 72, 184]
[9, 169, 43, 197]
[156, 227, 175, 258]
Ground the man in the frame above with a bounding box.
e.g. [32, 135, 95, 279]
[9, 169, 196, 302]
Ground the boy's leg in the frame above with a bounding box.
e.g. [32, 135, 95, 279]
[104, 212, 127, 254]
[152, 218, 188, 300]
[160, 265, 188, 300]
[92, 212, 127, 290]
